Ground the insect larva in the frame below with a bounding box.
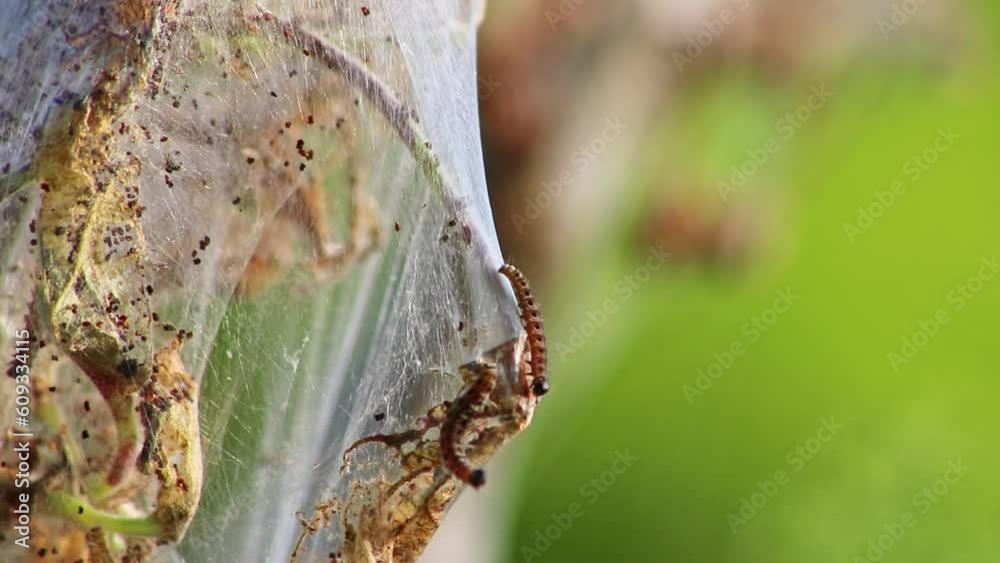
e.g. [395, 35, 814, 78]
[499, 264, 549, 398]
[439, 363, 496, 488]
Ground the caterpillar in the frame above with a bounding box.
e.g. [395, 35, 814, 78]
[439, 363, 497, 488]
[499, 264, 549, 398]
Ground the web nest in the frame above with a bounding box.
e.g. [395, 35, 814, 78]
[0, 1, 540, 562]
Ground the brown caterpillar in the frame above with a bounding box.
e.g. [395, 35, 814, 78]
[439, 362, 497, 488]
[499, 264, 549, 398]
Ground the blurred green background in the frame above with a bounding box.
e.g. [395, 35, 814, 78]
[475, 1, 1000, 562]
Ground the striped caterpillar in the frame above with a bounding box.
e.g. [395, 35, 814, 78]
[438, 264, 549, 488]
[439, 362, 497, 488]
[499, 264, 549, 398]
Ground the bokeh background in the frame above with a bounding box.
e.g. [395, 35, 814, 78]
[444, 1, 999, 561]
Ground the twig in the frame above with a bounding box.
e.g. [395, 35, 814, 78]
[253, 7, 500, 304]
[255, 9, 448, 199]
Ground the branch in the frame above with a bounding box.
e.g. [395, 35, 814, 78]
[255, 9, 447, 198]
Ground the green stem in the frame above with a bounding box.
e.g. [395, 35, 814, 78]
[45, 491, 163, 537]
[34, 383, 88, 481]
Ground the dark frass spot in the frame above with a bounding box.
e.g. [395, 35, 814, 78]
[119, 358, 140, 378]
[469, 469, 486, 488]
[373, 412, 386, 422]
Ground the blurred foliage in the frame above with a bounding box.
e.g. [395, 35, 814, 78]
[499, 4, 1000, 563]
